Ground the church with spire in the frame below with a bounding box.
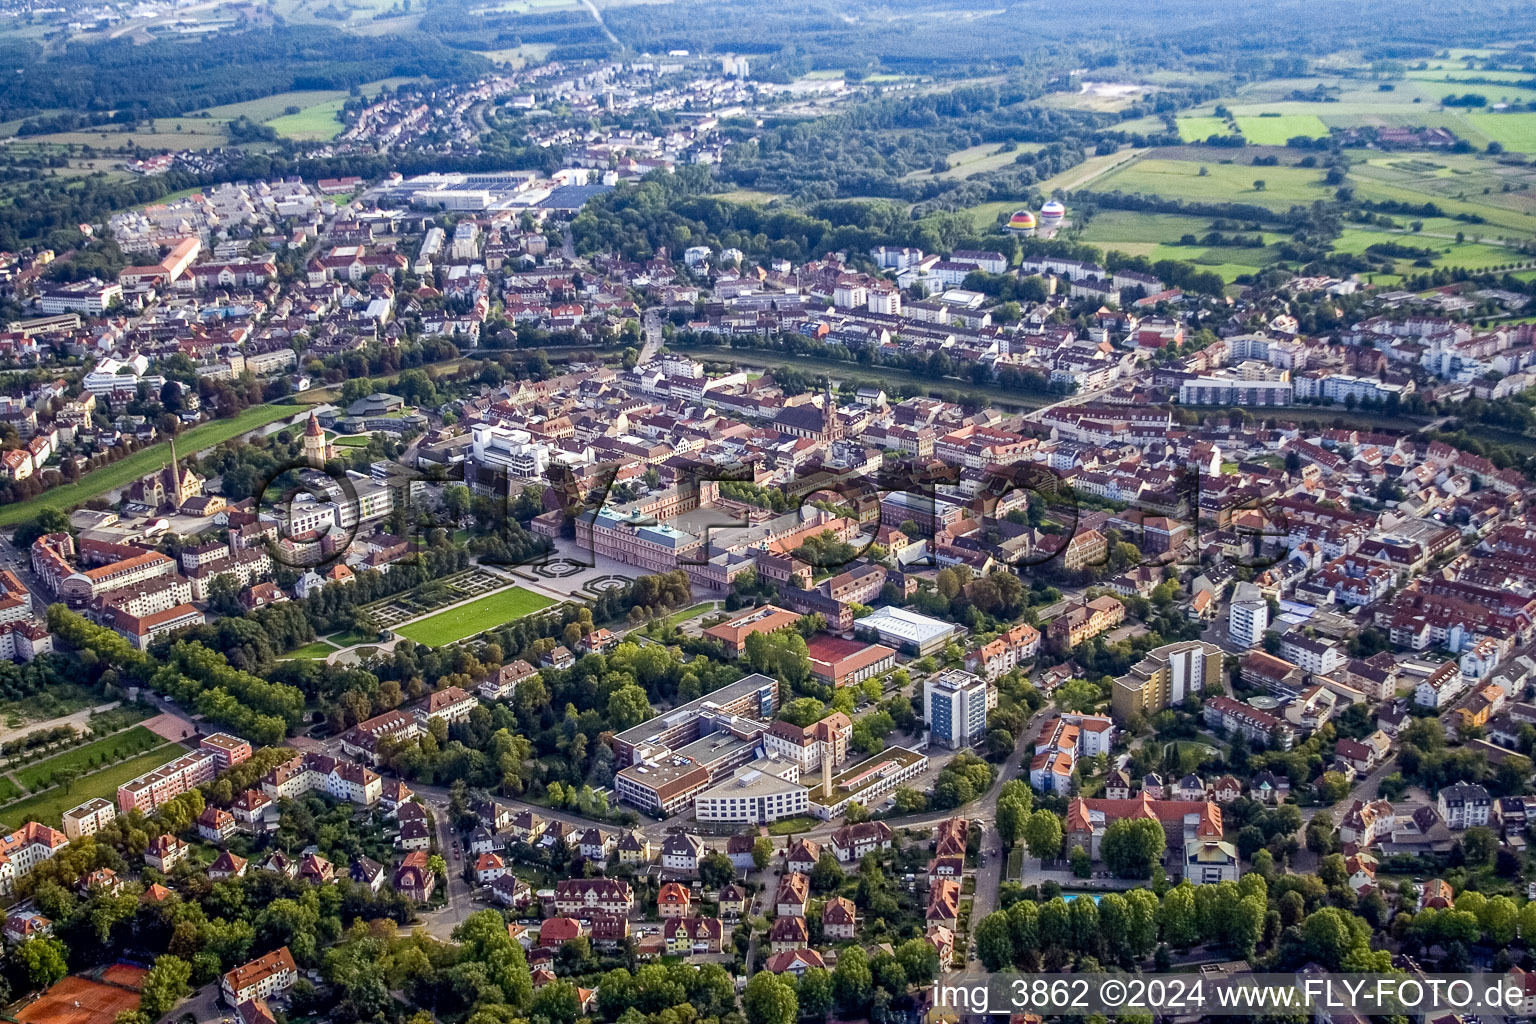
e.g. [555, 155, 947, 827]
[771, 383, 844, 442]
[126, 435, 205, 512]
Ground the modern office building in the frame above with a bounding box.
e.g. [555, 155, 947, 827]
[694, 757, 808, 824]
[923, 669, 990, 749]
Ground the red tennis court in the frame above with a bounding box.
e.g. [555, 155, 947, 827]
[17, 967, 145, 1024]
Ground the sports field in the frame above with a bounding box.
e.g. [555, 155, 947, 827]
[18, 968, 145, 1024]
[394, 586, 556, 646]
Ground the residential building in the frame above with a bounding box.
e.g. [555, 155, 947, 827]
[1229, 582, 1269, 648]
[1111, 640, 1224, 722]
[222, 947, 298, 1005]
[1438, 782, 1492, 829]
[61, 798, 116, 840]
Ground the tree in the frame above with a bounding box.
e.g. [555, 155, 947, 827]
[1462, 826, 1497, 868]
[699, 850, 735, 888]
[138, 955, 192, 1020]
[1159, 884, 1199, 948]
[976, 911, 1014, 970]
[1101, 818, 1165, 879]
[745, 971, 798, 1024]
[18, 936, 67, 988]
[530, 980, 582, 1024]
[1482, 894, 1519, 946]
[1315, 771, 1350, 805]
[895, 938, 939, 988]
[833, 945, 873, 1014]
[811, 853, 845, 893]
[753, 837, 774, 870]
[996, 781, 1033, 849]
[1023, 810, 1064, 860]
[606, 683, 652, 730]
[798, 968, 834, 1021]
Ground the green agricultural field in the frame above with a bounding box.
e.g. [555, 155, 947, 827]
[1075, 209, 1240, 246]
[1411, 79, 1536, 108]
[1073, 210, 1287, 281]
[1040, 148, 1147, 194]
[1467, 113, 1536, 153]
[0, 745, 178, 830]
[1093, 157, 1333, 208]
[267, 99, 347, 141]
[0, 403, 300, 527]
[395, 586, 556, 646]
[16, 726, 166, 791]
[964, 200, 1023, 230]
[1234, 114, 1329, 144]
[198, 89, 356, 123]
[1177, 116, 1234, 142]
[1346, 169, 1536, 240]
[1330, 226, 1533, 275]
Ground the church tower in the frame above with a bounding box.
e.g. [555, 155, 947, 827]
[820, 382, 841, 442]
[167, 436, 187, 507]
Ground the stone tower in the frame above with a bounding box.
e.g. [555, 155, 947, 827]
[303, 411, 328, 468]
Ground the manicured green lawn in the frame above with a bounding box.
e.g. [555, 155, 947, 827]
[0, 745, 178, 829]
[395, 586, 556, 646]
[0, 778, 20, 804]
[332, 434, 372, 448]
[16, 726, 166, 791]
[666, 602, 716, 626]
[0, 403, 299, 527]
[284, 640, 340, 660]
[767, 815, 821, 836]
[1234, 113, 1329, 144]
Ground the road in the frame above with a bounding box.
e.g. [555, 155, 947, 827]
[422, 788, 475, 938]
[1019, 379, 1124, 424]
[639, 308, 664, 363]
[578, 0, 620, 47]
[0, 699, 122, 747]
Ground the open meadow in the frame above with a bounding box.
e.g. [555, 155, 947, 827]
[0, 745, 178, 830]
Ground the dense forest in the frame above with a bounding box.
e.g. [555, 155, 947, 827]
[599, 0, 1536, 74]
[0, 27, 488, 121]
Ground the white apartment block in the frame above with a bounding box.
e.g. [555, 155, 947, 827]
[61, 798, 117, 840]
